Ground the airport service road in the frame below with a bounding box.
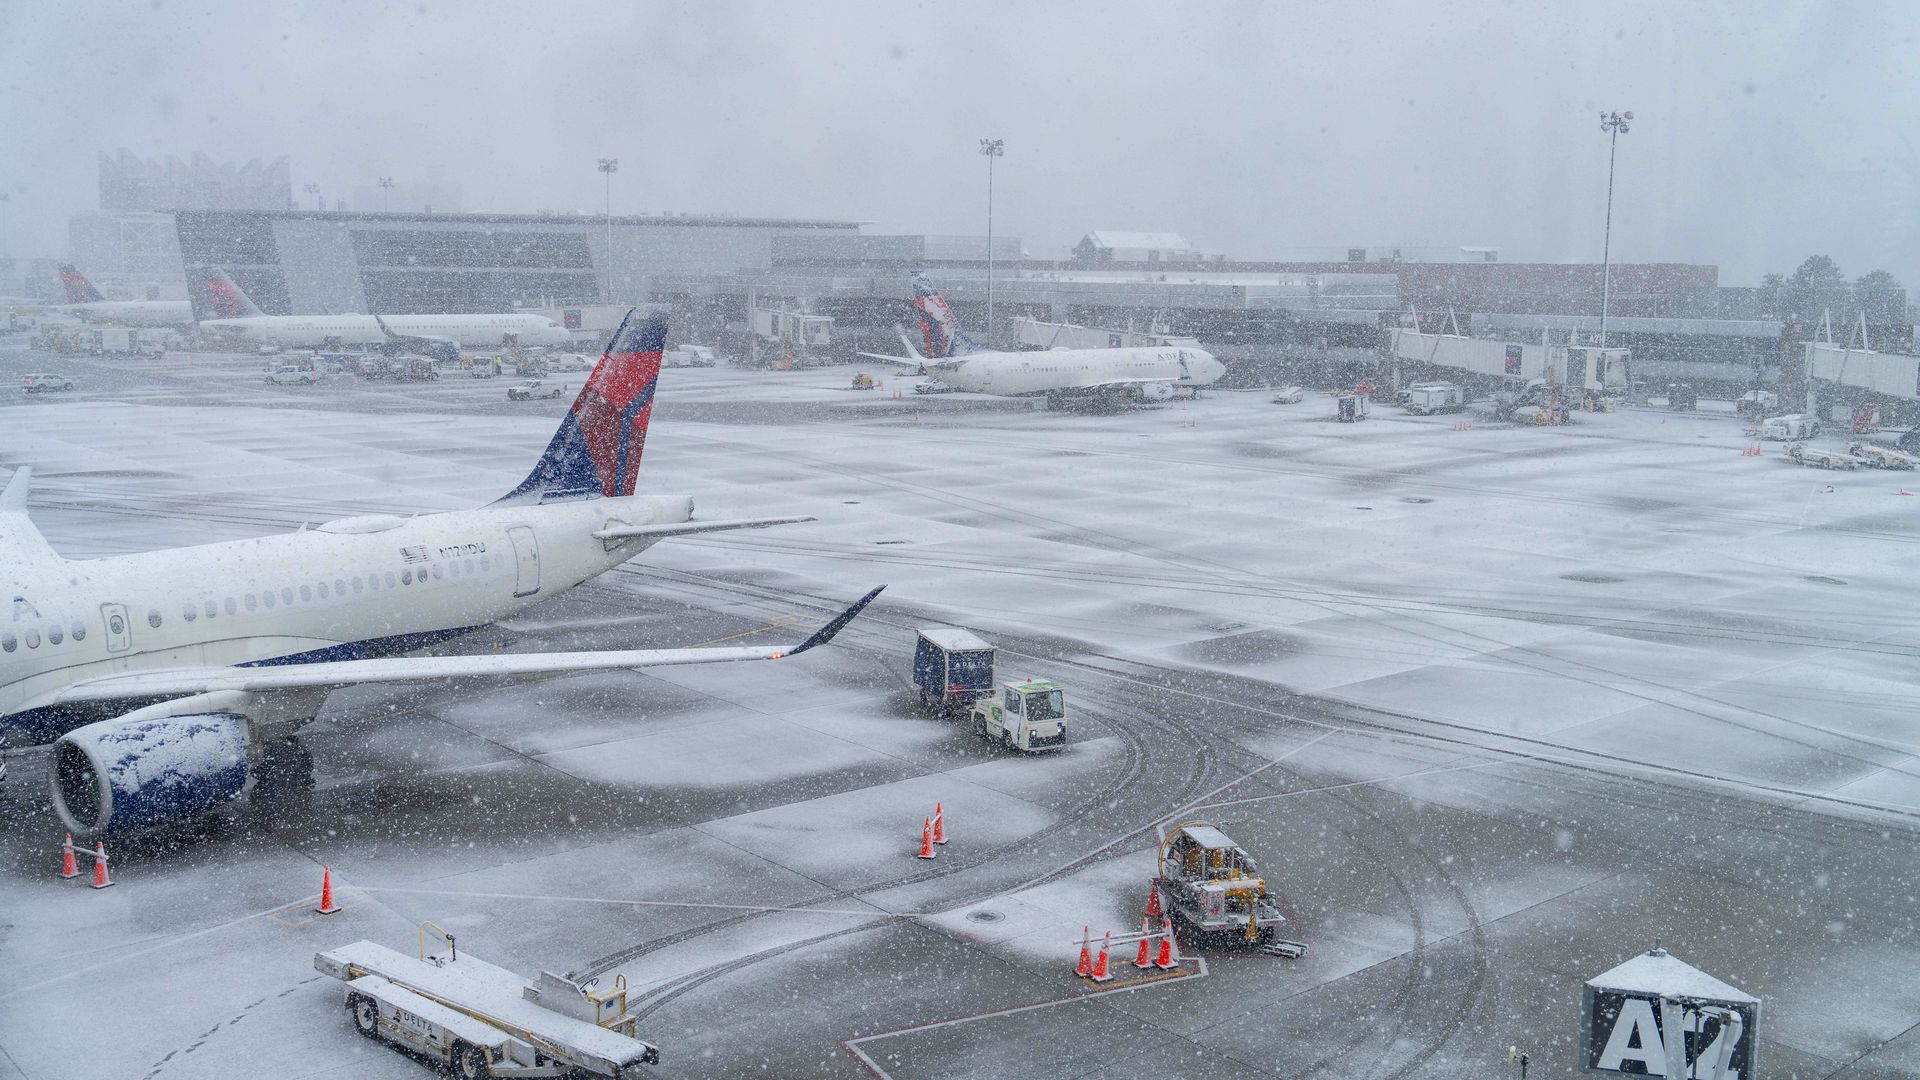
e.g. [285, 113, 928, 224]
[3, 346, 1920, 1077]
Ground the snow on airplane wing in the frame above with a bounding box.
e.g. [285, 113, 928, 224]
[44, 586, 885, 707]
[592, 515, 814, 541]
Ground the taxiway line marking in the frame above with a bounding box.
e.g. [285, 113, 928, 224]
[839, 955, 1208, 1080]
[358, 885, 922, 919]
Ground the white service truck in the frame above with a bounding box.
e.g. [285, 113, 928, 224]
[1402, 382, 1466, 415]
[969, 679, 1068, 752]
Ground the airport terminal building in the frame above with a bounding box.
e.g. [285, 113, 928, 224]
[171, 209, 862, 317]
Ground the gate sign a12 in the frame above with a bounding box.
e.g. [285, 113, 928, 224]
[1582, 947, 1758, 1078]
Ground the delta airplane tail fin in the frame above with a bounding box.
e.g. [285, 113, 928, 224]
[198, 268, 265, 320]
[911, 271, 980, 358]
[58, 265, 106, 304]
[496, 309, 665, 504]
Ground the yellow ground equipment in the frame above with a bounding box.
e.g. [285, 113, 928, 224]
[1155, 821, 1307, 957]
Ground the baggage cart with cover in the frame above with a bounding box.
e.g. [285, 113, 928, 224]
[912, 626, 997, 712]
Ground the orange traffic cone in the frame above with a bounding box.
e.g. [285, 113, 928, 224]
[59, 834, 78, 879]
[1074, 926, 1093, 977]
[931, 803, 947, 845]
[1134, 919, 1154, 969]
[1144, 880, 1162, 919]
[916, 817, 935, 859]
[315, 866, 340, 914]
[1089, 932, 1113, 982]
[89, 842, 112, 889]
[1155, 921, 1178, 969]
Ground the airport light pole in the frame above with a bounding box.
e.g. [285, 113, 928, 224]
[377, 176, 394, 213]
[304, 183, 322, 211]
[1597, 110, 1632, 348]
[598, 158, 619, 302]
[979, 138, 1003, 343]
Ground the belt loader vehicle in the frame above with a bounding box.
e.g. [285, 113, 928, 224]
[317, 933, 659, 1077]
[1154, 821, 1307, 957]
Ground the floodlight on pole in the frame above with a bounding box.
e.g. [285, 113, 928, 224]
[303, 183, 322, 211]
[598, 158, 619, 301]
[1597, 110, 1632, 348]
[979, 138, 1004, 341]
[377, 176, 394, 213]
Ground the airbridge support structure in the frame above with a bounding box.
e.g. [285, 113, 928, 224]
[1804, 341, 1920, 427]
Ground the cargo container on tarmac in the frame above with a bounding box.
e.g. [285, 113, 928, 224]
[912, 626, 996, 712]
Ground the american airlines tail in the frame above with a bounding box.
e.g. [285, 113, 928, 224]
[197, 267, 267, 320]
[496, 310, 665, 504]
[58, 265, 106, 304]
[911, 271, 979, 358]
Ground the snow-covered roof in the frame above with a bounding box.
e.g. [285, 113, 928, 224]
[918, 626, 992, 651]
[1083, 231, 1193, 252]
[1171, 824, 1240, 851]
[1586, 949, 1757, 1003]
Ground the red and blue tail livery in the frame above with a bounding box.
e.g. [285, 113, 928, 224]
[911, 271, 977, 358]
[58, 265, 106, 304]
[499, 309, 667, 504]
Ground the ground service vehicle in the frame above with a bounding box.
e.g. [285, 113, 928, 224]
[1786, 443, 1858, 469]
[1155, 821, 1307, 956]
[969, 678, 1067, 751]
[1403, 382, 1465, 415]
[912, 626, 996, 712]
[665, 344, 717, 367]
[22, 373, 75, 393]
[317, 935, 659, 1077]
[1667, 383, 1699, 411]
[1848, 441, 1918, 469]
[1736, 389, 1780, 421]
[265, 359, 319, 385]
[1269, 385, 1305, 404]
[507, 379, 567, 401]
[1761, 413, 1820, 440]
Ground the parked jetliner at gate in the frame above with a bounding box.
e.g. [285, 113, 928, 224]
[53, 265, 194, 327]
[859, 273, 1224, 409]
[194, 267, 572, 348]
[0, 310, 881, 838]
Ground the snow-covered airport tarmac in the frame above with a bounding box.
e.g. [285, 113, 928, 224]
[5, 345, 1920, 1078]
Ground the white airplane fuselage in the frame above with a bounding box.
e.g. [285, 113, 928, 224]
[200, 313, 571, 349]
[932, 345, 1224, 398]
[1, 494, 686, 740]
[59, 300, 195, 328]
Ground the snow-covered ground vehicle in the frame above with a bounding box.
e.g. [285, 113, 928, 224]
[507, 379, 567, 401]
[1269, 385, 1305, 404]
[1155, 822, 1307, 956]
[968, 678, 1067, 751]
[1403, 382, 1465, 415]
[1846, 441, 1917, 469]
[265, 359, 318, 385]
[22, 372, 75, 393]
[664, 344, 717, 367]
[912, 626, 996, 712]
[1760, 413, 1820, 440]
[1785, 443, 1858, 470]
[316, 935, 659, 1077]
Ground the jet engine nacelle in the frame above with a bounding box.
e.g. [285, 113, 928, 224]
[1136, 381, 1176, 402]
[51, 712, 250, 836]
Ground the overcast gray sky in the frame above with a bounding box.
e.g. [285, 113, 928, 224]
[3, 1, 1916, 284]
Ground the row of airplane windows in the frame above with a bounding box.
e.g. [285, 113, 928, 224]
[0, 556, 490, 654]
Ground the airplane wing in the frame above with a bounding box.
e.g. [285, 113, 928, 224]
[593, 515, 815, 541]
[373, 314, 460, 360]
[45, 586, 884, 707]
